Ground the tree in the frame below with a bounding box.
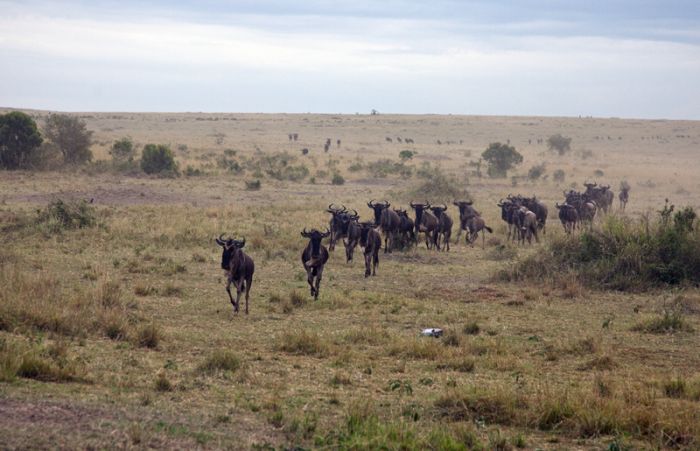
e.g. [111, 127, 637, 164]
[141, 144, 178, 175]
[547, 134, 572, 155]
[110, 137, 135, 162]
[44, 114, 93, 164]
[0, 111, 44, 169]
[481, 142, 523, 178]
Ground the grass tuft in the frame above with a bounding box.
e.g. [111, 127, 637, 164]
[197, 350, 241, 375]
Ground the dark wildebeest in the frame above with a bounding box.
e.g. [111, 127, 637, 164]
[343, 215, 362, 263]
[410, 201, 439, 249]
[619, 183, 630, 212]
[497, 197, 522, 241]
[429, 204, 453, 251]
[516, 207, 539, 245]
[394, 208, 416, 247]
[453, 200, 479, 242]
[565, 191, 597, 227]
[454, 201, 493, 248]
[555, 203, 578, 234]
[358, 221, 381, 277]
[215, 235, 255, 315]
[327, 204, 347, 251]
[584, 182, 614, 214]
[522, 196, 548, 235]
[301, 228, 330, 300]
[367, 200, 401, 253]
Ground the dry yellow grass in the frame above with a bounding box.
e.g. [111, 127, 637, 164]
[1, 111, 700, 449]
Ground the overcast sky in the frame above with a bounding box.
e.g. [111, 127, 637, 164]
[1, 0, 699, 118]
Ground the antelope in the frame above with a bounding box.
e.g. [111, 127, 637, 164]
[301, 228, 330, 300]
[215, 235, 255, 315]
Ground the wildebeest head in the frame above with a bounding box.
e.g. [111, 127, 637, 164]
[301, 228, 330, 257]
[410, 201, 430, 224]
[215, 234, 246, 270]
[358, 221, 377, 245]
[367, 200, 389, 226]
[429, 204, 448, 218]
[453, 200, 479, 219]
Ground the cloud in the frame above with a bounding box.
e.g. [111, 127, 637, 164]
[0, 0, 699, 117]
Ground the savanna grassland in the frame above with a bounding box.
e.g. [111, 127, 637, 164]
[2, 111, 700, 450]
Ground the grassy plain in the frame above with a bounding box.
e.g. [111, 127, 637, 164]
[1, 111, 700, 449]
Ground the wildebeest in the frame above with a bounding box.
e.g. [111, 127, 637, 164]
[521, 196, 548, 235]
[429, 204, 453, 251]
[619, 181, 630, 211]
[454, 200, 493, 248]
[555, 203, 578, 234]
[394, 208, 416, 247]
[215, 235, 255, 314]
[410, 201, 439, 249]
[584, 182, 614, 214]
[497, 198, 520, 241]
[367, 200, 401, 253]
[564, 190, 597, 227]
[301, 228, 330, 300]
[327, 204, 349, 251]
[517, 207, 539, 245]
[358, 221, 381, 277]
[343, 216, 362, 263]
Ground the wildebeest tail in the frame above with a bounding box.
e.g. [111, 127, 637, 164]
[484, 226, 493, 233]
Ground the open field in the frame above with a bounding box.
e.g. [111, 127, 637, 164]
[2, 111, 700, 449]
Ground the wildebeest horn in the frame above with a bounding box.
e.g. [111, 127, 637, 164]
[368, 199, 376, 208]
[301, 228, 309, 237]
[385, 201, 391, 208]
[321, 228, 331, 238]
[349, 209, 358, 217]
[215, 234, 226, 246]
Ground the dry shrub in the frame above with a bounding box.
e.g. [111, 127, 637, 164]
[436, 357, 475, 373]
[278, 330, 329, 357]
[434, 387, 523, 425]
[632, 311, 693, 334]
[0, 338, 85, 383]
[577, 355, 616, 371]
[154, 372, 173, 392]
[343, 326, 390, 346]
[135, 323, 162, 349]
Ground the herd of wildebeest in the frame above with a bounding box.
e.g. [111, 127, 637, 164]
[214, 181, 631, 314]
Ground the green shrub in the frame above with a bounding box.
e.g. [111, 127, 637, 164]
[44, 114, 93, 164]
[141, 144, 178, 175]
[547, 134, 572, 155]
[0, 111, 44, 169]
[36, 199, 97, 231]
[110, 137, 135, 162]
[501, 207, 700, 290]
[331, 173, 345, 185]
[553, 169, 566, 183]
[528, 163, 546, 180]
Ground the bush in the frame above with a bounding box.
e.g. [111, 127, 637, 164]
[399, 150, 416, 161]
[0, 111, 44, 169]
[482, 142, 523, 178]
[366, 159, 412, 178]
[528, 163, 546, 180]
[331, 173, 345, 185]
[547, 134, 572, 155]
[501, 207, 700, 290]
[110, 137, 135, 162]
[135, 323, 162, 349]
[407, 164, 468, 200]
[141, 144, 178, 175]
[36, 199, 97, 231]
[43, 114, 93, 164]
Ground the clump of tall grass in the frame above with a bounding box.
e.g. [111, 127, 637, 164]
[0, 266, 158, 344]
[197, 350, 241, 375]
[278, 330, 329, 357]
[0, 337, 85, 383]
[501, 207, 700, 291]
[36, 198, 97, 232]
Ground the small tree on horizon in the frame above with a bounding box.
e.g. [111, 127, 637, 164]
[110, 137, 136, 162]
[481, 142, 523, 178]
[44, 114, 93, 164]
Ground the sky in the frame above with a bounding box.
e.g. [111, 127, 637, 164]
[1, 0, 699, 118]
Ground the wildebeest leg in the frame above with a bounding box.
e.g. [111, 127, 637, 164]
[372, 250, 379, 276]
[533, 227, 539, 244]
[364, 251, 371, 277]
[482, 230, 486, 249]
[306, 267, 316, 297]
[225, 278, 236, 312]
[314, 266, 323, 300]
[244, 275, 252, 314]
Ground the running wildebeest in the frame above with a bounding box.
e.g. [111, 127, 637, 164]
[410, 201, 439, 249]
[343, 215, 362, 263]
[215, 235, 255, 315]
[367, 200, 401, 253]
[429, 204, 453, 251]
[358, 221, 381, 277]
[301, 228, 330, 300]
[394, 208, 416, 247]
